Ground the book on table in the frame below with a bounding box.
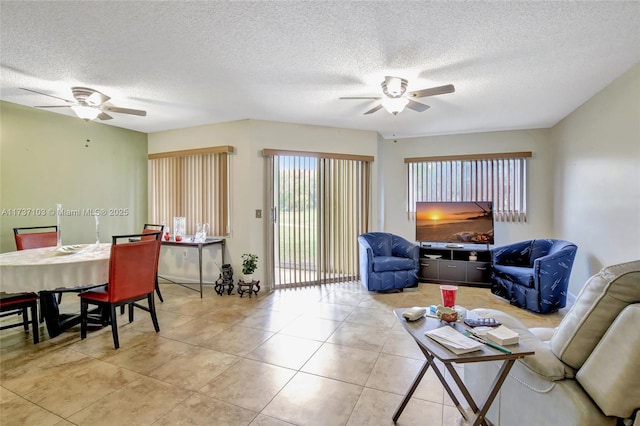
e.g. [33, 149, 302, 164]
[486, 325, 519, 345]
[425, 326, 483, 355]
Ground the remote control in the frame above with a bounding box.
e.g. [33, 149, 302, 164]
[464, 317, 501, 328]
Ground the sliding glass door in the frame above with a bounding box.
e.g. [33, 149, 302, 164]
[266, 151, 371, 289]
[271, 155, 319, 286]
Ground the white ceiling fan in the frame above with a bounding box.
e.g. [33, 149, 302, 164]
[20, 86, 147, 121]
[340, 76, 455, 115]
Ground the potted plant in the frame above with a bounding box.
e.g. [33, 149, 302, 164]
[241, 253, 258, 282]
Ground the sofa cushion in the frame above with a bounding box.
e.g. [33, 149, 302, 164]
[576, 304, 640, 418]
[550, 260, 640, 369]
[372, 256, 415, 273]
[493, 264, 534, 288]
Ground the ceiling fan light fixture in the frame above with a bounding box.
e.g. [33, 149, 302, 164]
[381, 96, 409, 115]
[382, 76, 408, 97]
[70, 105, 100, 120]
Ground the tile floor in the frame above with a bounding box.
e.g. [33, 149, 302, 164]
[0, 281, 566, 426]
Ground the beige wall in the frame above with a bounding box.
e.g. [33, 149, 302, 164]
[550, 63, 640, 293]
[378, 63, 640, 294]
[0, 101, 148, 252]
[4, 63, 637, 296]
[378, 129, 555, 244]
[148, 119, 379, 287]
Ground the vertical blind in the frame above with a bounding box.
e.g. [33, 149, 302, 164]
[319, 157, 370, 283]
[264, 149, 372, 287]
[406, 152, 531, 222]
[149, 148, 231, 235]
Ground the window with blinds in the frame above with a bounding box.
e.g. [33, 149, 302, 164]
[148, 147, 232, 235]
[406, 152, 531, 222]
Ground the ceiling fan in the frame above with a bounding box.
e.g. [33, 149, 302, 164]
[20, 86, 147, 121]
[340, 76, 455, 115]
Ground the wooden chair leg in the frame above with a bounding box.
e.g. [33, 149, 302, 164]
[148, 293, 160, 333]
[22, 307, 29, 332]
[155, 276, 164, 302]
[30, 302, 39, 344]
[110, 305, 119, 349]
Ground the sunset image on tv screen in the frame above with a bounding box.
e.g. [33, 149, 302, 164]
[416, 202, 494, 244]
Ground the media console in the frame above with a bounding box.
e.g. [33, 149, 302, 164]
[418, 243, 492, 287]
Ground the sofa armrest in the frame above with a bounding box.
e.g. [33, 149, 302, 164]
[533, 247, 576, 269]
[530, 327, 556, 342]
[391, 236, 419, 266]
[532, 248, 577, 292]
[357, 236, 374, 273]
[472, 308, 575, 380]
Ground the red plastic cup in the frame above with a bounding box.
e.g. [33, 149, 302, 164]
[440, 285, 458, 308]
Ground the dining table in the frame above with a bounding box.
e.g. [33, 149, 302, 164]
[0, 243, 111, 337]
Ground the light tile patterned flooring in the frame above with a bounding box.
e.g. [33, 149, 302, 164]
[0, 282, 566, 426]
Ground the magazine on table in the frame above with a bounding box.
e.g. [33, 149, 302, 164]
[425, 326, 483, 355]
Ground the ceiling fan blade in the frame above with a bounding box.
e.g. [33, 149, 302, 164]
[34, 105, 71, 108]
[102, 105, 147, 116]
[339, 96, 382, 100]
[364, 104, 384, 115]
[97, 112, 113, 120]
[406, 99, 431, 112]
[407, 84, 455, 99]
[21, 87, 74, 103]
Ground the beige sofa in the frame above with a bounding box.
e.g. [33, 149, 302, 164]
[465, 260, 640, 426]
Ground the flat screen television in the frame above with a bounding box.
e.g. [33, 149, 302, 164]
[416, 201, 494, 245]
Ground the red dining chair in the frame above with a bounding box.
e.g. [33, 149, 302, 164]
[13, 226, 63, 320]
[13, 225, 57, 250]
[79, 231, 162, 349]
[119, 223, 165, 315]
[0, 292, 40, 344]
[143, 223, 165, 302]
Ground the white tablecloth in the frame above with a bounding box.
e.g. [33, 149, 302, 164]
[0, 243, 111, 293]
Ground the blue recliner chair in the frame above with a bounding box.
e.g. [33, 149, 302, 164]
[491, 239, 578, 313]
[358, 232, 419, 292]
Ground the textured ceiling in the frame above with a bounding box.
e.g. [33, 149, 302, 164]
[1, 1, 639, 139]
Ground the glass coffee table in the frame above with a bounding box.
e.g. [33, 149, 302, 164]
[392, 308, 534, 426]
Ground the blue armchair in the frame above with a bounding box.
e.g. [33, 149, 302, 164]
[491, 239, 578, 313]
[358, 232, 419, 292]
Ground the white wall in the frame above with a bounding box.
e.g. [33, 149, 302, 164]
[378, 129, 555, 245]
[148, 120, 378, 287]
[550, 63, 640, 293]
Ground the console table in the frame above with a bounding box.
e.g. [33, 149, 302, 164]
[419, 244, 491, 286]
[160, 237, 225, 298]
[392, 308, 533, 426]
